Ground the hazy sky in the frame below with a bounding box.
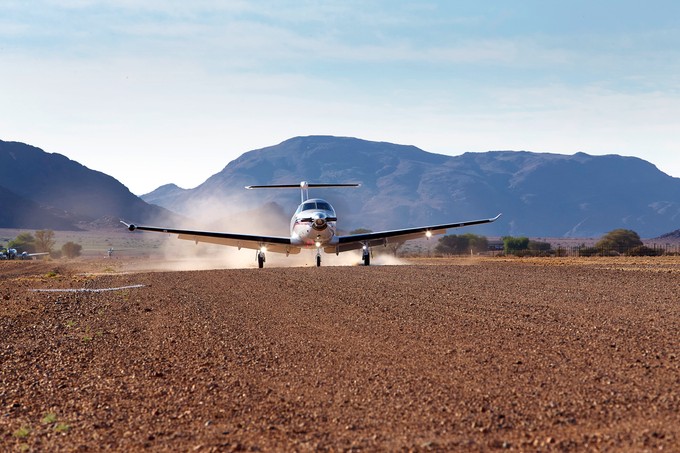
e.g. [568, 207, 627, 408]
[2, 1, 679, 195]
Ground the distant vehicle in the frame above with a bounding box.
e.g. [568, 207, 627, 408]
[123, 181, 501, 268]
[0, 248, 49, 260]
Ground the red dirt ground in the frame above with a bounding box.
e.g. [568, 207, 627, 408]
[1, 257, 679, 451]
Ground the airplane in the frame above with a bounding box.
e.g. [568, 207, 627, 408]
[0, 248, 49, 260]
[122, 181, 501, 268]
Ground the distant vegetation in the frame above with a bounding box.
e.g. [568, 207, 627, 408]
[498, 236, 555, 257]
[35, 229, 56, 253]
[435, 234, 489, 255]
[595, 229, 643, 253]
[1, 229, 84, 259]
[8, 232, 36, 253]
[577, 229, 663, 256]
[498, 229, 672, 257]
[60, 241, 82, 259]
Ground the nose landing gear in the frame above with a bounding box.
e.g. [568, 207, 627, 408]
[257, 249, 266, 268]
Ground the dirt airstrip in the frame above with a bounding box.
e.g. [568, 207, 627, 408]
[1, 257, 678, 451]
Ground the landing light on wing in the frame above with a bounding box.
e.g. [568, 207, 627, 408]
[425, 230, 433, 238]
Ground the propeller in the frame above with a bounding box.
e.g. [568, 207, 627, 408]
[298, 213, 337, 231]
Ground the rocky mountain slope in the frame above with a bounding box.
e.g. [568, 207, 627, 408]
[0, 140, 172, 229]
[143, 136, 680, 238]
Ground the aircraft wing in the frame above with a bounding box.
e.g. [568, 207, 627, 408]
[122, 223, 301, 254]
[326, 214, 501, 253]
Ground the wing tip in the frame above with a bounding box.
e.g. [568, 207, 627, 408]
[120, 220, 136, 231]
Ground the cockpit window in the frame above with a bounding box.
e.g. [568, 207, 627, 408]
[297, 200, 336, 214]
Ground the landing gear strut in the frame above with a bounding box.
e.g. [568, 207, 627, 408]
[257, 250, 266, 268]
[316, 249, 322, 267]
[362, 246, 371, 266]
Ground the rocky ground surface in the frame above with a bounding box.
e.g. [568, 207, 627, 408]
[1, 256, 679, 451]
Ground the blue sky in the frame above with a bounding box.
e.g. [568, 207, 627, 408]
[2, 1, 679, 194]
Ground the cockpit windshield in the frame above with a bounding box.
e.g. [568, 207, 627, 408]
[316, 202, 333, 212]
[297, 200, 336, 215]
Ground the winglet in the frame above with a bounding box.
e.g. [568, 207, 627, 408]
[120, 220, 137, 231]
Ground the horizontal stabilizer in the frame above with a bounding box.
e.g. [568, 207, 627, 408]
[246, 181, 360, 190]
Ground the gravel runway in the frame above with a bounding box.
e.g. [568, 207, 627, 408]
[1, 257, 678, 451]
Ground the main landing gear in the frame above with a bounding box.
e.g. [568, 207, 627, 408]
[362, 246, 371, 266]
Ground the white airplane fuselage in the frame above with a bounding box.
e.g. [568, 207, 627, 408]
[289, 198, 338, 247]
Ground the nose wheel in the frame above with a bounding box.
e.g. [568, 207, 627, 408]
[257, 250, 266, 268]
[316, 249, 322, 267]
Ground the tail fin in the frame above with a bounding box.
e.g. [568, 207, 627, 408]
[245, 181, 361, 202]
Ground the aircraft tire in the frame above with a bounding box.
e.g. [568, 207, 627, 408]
[316, 255, 321, 267]
[258, 253, 265, 268]
[363, 253, 370, 266]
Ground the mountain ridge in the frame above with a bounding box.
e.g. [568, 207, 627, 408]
[0, 139, 174, 229]
[141, 136, 679, 238]
[2, 136, 678, 238]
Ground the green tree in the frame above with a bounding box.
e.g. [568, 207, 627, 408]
[61, 242, 82, 258]
[34, 229, 56, 253]
[467, 234, 489, 254]
[528, 240, 552, 252]
[435, 235, 467, 255]
[436, 234, 489, 255]
[503, 236, 529, 254]
[9, 232, 36, 253]
[595, 229, 643, 254]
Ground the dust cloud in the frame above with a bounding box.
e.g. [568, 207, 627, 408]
[124, 193, 408, 271]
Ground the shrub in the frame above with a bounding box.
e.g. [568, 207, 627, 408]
[627, 245, 662, 257]
[436, 234, 489, 255]
[596, 229, 643, 254]
[503, 236, 529, 255]
[61, 242, 82, 258]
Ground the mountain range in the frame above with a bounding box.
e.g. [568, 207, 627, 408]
[142, 136, 680, 238]
[1, 136, 679, 238]
[0, 139, 171, 230]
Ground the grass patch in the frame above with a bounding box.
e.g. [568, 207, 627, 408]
[41, 413, 57, 424]
[13, 426, 30, 438]
[54, 423, 70, 433]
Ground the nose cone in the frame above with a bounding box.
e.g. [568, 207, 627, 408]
[312, 215, 328, 231]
